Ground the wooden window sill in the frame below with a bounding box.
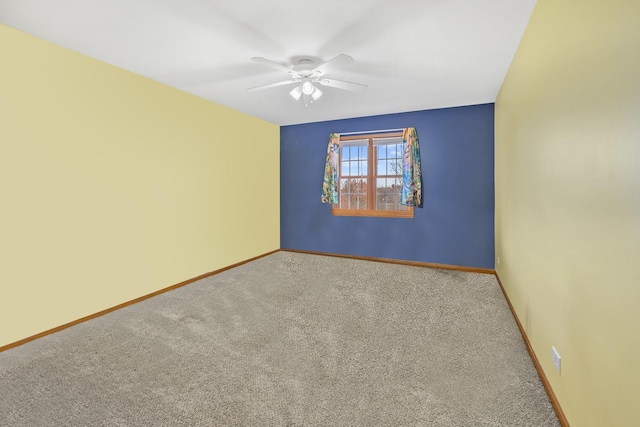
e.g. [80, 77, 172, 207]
[332, 208, 414, 218]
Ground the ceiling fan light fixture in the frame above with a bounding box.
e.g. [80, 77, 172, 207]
[302, 81, 314, 96]
[311, 87, 323, 101]
[289, 85, 302, 101]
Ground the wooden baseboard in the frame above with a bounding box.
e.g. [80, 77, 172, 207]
[494, 273, 570, 427]
[281, 248, 495, 275]
[0, 249, 280, 353]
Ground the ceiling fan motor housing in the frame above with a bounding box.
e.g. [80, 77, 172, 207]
[294, 59, 319, 78]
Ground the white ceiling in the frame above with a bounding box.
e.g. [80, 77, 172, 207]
[0, 0, 537, 126]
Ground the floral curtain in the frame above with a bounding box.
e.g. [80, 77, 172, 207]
[321, 128, 422, 208]
[400, 127, 422, 207]
[321, 133, 340, 204]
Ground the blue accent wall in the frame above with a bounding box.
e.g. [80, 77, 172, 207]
[280, 104, 495, 269]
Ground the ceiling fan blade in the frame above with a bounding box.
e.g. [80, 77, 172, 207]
[247, 80, 298, 91]
[319, 78, 368, 92]
[312, 54, 355, 75]
[251, 57, 296, 75]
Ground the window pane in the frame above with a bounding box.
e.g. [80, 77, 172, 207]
[354, 178, 367, 194]
[394, 159, 403, 175]
[349, 194, 358, 209]
[359, 145, 367, 159]
[339, 194, 348, 208]
[385, 159, 401, 176]
[386, 144, 397, 159]
[377, 145, 386, 160]
[341, 161, 349, 176]
[358, 194, 367, 209]
[377, 160, 386, 175]
[342, 178, 350, 193]
[350, 146, 361, 161]
[385, 160, 393, 175]
[390, 193, 399, 209]
[358, 160, 367, 176]
[377, 177, 394, 210]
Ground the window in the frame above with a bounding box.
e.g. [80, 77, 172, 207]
[333, 132, 413, 218]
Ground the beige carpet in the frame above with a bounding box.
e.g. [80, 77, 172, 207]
[0, 251, 559, 426]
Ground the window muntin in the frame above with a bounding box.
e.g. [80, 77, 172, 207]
[333, 132, 413, 218]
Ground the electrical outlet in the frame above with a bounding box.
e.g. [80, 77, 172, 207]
[552, 346, 561, 374]
[496, 256, 501, 266]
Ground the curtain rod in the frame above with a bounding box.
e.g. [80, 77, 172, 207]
[339, 128, 404, 136]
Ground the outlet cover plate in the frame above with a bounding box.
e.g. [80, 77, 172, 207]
[552, 346, 561, 373]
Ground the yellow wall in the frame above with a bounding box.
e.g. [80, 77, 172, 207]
[0, 25, 280, 348]
[495, 0, 640, 425]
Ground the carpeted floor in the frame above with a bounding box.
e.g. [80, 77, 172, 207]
[0, 251, 559, 426]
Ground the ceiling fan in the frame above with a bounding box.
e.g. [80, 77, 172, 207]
[247, 54, 367, 105]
